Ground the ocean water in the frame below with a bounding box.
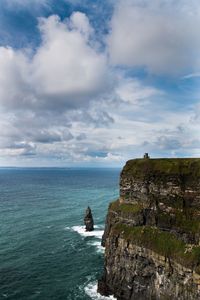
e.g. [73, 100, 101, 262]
[0, 168, 120, 300]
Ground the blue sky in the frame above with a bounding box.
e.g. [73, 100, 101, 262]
[0, 0, 200, 167]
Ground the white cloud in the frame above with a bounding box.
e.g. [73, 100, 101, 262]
[32, 13, 109, 105]
[108, 0, 200, 75]
[69, 11, 93, 37]
[182, 72, 200, 80]
[0, 11, 115, 165]
[0, 12, 110, 112]
[115, 75, 163, 105]
[0, 47, 31, 110]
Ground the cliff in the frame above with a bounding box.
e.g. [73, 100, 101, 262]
[98, 158, 200, 299]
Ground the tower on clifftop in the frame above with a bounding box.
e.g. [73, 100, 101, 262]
[143, 153, 150, 159]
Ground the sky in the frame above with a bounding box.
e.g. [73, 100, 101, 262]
[0, 0, 200, 167]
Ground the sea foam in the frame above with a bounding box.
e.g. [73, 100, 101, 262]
[65, 225, 104, 253]
[87, 240, 104, 253]
[71, 225, 104, 239]
[84, 282, 116, 300]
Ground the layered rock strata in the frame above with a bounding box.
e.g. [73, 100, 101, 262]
[98, 158, 200, 299]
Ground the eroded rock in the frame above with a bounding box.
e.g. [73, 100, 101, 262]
[84, 206, 94, 231]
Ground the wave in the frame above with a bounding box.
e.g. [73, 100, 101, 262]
[71, 225, 104, 239]
[87, 240, 104, 253]
[64, 226, 71, 230]
[85, 282, 116, 300]
[64, 225, 104, 253]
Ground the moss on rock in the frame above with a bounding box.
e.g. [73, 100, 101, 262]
[110, 199, 143, 214]
[112, 223, 200, 273]
[122, 158, 200, 181]
[158, 210, 200, 234]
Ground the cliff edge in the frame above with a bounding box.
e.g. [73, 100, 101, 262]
[98, 158, 200, 299]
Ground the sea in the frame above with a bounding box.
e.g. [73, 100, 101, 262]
[0, 168, 120, 300]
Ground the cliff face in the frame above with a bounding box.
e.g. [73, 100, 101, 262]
[98, 158, 200, 300]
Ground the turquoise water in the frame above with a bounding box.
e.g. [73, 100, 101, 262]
[0, 168, 120, 300]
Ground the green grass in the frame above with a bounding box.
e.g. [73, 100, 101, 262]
[110, 200, 200, 234]
[158, 210, 200, 234]
[122, 158, 200, 181]
[110, 199, 143, 214]
[112, 224, 200, 273]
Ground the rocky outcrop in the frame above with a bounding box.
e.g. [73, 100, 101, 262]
[98, 158, 200, 299]
[84, 206, 94, 231]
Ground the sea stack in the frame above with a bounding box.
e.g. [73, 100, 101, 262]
[84, 206, 94, 231]
[99, 158, 200, 299]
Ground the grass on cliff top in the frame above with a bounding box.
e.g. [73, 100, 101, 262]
[110, 199, 143, 214]
[122, 158, 200, 178]
[112, 223, 200, 273]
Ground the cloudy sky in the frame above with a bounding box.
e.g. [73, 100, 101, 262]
[0, 0, 200, 167]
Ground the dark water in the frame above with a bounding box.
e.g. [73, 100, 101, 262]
[0, 168, 120, 300]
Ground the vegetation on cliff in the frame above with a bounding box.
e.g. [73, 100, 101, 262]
[112, 223, 200, 274]
[110, 199, 200, 235]
[110, 199, 143, 214]
[158, 209, 200, 234]
[122, 158, 200, 181]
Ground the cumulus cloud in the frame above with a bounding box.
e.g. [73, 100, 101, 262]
[69, 11, 93, 37]
[0, 11, 115, 165]
[108, 0, 200, 75]
[32, 14, 109, 107]
[0, 47, 31, 110]
[0, 12, 110, 112]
